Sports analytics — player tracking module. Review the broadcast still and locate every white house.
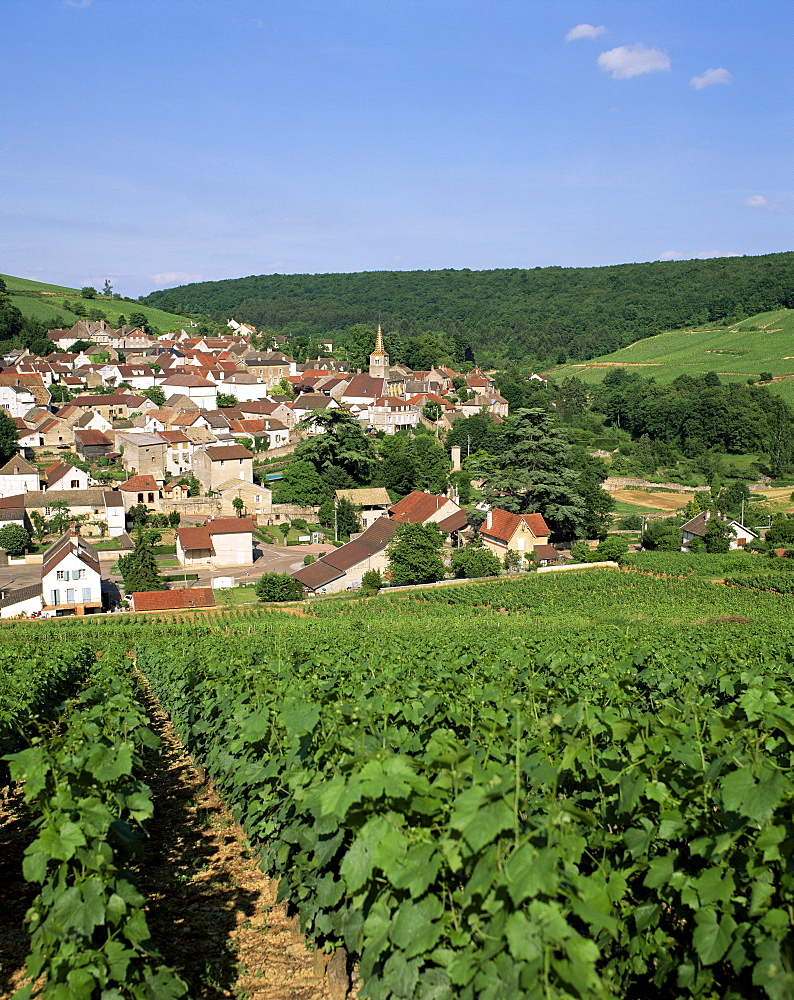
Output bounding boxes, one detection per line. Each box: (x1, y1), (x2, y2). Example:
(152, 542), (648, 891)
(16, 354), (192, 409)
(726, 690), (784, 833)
(0, 456), (40, 498)
(42, 531), (104, 616)
(176, 516), (254, 567)
(680, 510), (758, 552)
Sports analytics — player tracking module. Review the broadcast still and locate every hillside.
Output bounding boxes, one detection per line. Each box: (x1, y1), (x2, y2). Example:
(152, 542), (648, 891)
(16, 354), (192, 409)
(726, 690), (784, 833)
(550, 308), (794, 406)
(142, 251), (794, 367)
(1, 273), (194, 334)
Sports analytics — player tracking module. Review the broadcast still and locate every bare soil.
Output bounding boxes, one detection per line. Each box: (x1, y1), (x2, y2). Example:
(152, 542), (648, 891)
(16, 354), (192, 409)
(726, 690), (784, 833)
(610, 489), (689, 512)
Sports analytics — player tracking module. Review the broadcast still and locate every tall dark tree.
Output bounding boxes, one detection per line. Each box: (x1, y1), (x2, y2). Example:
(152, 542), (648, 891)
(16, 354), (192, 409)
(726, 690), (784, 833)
(295, 410), (377, 485)
(0, 410), (19, 465)
(117, 529), (163, 594)
(482, 408), (587, 536)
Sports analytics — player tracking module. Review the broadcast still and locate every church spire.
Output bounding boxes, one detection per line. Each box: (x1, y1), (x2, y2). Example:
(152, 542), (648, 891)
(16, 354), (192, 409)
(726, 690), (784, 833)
(369, 324), (389, 378)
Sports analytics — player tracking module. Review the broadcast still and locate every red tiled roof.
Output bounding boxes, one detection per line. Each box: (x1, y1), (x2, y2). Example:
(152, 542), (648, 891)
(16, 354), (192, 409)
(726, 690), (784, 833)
(132, 588), (216, 612)
(292, 561), (343, 589)
(437, 509), (469, 533)
(206, 517), (254, 535)
(119, 474), (160, 492)
(204, 445), (252, 461)
(74, 429), (112, 447)
(389, 491), (457, 524)
(481, 509), (550, 544)
(178, 526), (213, 550)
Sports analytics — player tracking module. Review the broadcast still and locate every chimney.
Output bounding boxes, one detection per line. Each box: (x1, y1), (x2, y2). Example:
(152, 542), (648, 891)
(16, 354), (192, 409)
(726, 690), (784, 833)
(486, 511), (493, 531)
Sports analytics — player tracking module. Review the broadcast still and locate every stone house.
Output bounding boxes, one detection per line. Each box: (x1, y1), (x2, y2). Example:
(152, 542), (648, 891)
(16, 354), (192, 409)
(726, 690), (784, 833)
(192, 444), (253, 493)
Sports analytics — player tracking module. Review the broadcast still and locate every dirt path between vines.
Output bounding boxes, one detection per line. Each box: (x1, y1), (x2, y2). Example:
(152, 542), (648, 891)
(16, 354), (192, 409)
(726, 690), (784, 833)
(137, 682), (345, 1000)
(0, 785), (38, 998)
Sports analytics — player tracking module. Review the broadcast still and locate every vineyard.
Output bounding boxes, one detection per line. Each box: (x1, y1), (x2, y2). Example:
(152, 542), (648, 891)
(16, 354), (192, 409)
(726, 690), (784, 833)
(2, 570), (793, 1000)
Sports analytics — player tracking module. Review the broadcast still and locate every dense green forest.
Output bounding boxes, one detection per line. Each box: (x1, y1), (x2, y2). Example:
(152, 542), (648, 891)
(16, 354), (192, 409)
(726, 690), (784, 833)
(144, 252), (794, 367)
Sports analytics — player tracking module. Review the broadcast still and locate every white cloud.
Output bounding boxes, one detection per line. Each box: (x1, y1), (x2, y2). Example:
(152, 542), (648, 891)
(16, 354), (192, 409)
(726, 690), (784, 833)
(150, 271), (204, 286)
(744, 194), (786, 213)
(659, 251), (680, 260)
(597, 44), (671, 80)
(64, 0), (93, 7)
(565, 24), (607, 42)
(691, 67), (732, 90)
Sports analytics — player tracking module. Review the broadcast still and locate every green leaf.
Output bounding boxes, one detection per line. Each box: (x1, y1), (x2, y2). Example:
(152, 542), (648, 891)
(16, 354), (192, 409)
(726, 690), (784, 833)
(693, 906), (735, 965)
(390, 895), (444, 958)
(448, 786), (513, 852)
(504, 845), (557, 905)
(643, 853), (676, 889)
(93, 743), (133, 782)
(504, 911), (543, 962)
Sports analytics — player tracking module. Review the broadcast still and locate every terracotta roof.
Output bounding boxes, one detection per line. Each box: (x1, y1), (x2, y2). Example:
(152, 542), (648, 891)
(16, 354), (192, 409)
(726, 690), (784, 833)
(74, 429), (112, 447)
(534, 544), (563, 561)
(178, 526), (213, 550)
(389, 491), (458, 524)
(321, 540), (379, 572)
(356, 517), (401, 549)
(206, 517), (254, 535)
(162, 373), (216, 388)
(132, 588), (216, 612)
(436, 509), (469, 533)
(292, 561), (343, 590)
(481, 509), (550, 544)
(203, 445), (252, 461)
(119, 474), (160, 492)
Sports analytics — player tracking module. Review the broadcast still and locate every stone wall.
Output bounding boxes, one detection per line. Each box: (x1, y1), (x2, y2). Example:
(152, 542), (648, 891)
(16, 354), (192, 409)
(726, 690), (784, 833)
(603, 477), (710, 494)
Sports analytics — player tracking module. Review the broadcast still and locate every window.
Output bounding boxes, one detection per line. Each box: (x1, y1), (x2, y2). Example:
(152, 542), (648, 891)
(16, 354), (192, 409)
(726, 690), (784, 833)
(66, 588), (75, 603)
(51, 590), (59, 606)
(70, 480), (79, 488)
(138, 493), (144, 502)
(82, 587), (91, 603)
(56, 570), (66, 580)
(72, 569), (85, 580)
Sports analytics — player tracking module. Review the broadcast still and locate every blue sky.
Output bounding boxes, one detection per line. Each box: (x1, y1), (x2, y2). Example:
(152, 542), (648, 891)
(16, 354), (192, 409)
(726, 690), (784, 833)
(2, 0), (791, 298)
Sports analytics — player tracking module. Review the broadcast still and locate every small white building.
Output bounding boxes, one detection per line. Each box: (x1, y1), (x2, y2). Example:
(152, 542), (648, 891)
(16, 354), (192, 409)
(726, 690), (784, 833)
(0, 456), (40, 498)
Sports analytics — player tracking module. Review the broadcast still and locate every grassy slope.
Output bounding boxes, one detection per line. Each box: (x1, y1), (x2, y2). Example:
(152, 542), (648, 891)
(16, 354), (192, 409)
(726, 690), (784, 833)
(1, 273), (195, 332)
(549, 309), (794, 406)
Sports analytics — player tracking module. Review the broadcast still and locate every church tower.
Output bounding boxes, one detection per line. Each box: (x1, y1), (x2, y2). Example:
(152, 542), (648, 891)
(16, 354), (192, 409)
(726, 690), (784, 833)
(368, 324), (390, 379)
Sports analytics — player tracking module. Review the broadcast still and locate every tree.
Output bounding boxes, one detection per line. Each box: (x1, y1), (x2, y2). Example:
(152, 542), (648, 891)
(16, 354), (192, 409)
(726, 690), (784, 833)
(273, 461), (332, 506)
(0, 523), (30, 555)
(450, 543), (501, 579)
(216, 392), (238, 408)
(422, 401), (443, 423)
(102, 279), (113, 297)
(361, 569), (383, 594)
(481, 408), (588, 537)
(271, 378), (294, 397)
(80, 286), (98, 299)
(705, 516), (734, 554)
(232, 497), (245, 517)
(117, 529), (163, 594)
(335, 497), (360, 539)
(387, 522), (446, 586)
(295, 410), (377, 485)
(128, 504), (150, 528)
(0, 411), (19, 466)
(48, 501), (72, 536)
(595, 535), (630, 561)
(168, 511), (181, 528)
(255, 572), (304, 602)
(143, 385), (166, 407)
(30, 511), (48, 543)
(641, 518), (683, 551)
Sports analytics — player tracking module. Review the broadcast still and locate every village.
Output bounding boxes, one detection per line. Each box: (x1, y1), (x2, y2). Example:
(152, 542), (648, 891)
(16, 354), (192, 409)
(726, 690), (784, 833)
(0, 316), (564, 617)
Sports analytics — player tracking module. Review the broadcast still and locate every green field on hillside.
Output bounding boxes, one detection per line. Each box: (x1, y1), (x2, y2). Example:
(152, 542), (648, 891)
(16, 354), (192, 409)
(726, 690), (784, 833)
(550, 308), (794, 404)
(1, 273), (195, 333)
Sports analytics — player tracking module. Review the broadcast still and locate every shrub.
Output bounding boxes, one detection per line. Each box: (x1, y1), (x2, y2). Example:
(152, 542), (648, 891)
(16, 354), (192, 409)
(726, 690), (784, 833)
(254, 573), (304, 603)
(303, 554), (315, 566)
(361, 569), (383, 594)
(450, 545), (502, 579)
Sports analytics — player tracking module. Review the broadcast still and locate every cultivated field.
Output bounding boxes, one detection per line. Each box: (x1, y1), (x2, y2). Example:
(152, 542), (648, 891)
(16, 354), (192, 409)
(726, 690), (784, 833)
(551, 308), (794, 405)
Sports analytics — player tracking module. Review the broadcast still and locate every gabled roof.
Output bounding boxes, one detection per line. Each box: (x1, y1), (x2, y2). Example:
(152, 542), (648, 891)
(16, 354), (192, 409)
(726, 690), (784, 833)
(436, 509), (469, 533)
(0, 456), (37, 477)
(119, 474), (161, 493)
(177, 526), (213, 550)
(42, 532), (101, 575)
(389, 491), (458, 524)
(480, 509), (550, 545)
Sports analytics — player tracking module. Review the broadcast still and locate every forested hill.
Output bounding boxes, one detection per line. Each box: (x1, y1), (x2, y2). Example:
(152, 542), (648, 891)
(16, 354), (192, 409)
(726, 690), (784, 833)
(144, 252), (794, 367)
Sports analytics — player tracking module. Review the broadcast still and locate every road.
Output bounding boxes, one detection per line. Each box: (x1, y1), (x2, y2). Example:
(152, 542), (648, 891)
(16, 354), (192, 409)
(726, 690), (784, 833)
(0, 541), (330, 600)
